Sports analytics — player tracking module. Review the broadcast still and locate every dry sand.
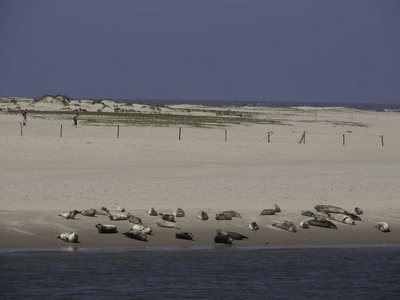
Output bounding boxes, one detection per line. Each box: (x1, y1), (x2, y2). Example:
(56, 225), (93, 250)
(1, 100), (400, 250)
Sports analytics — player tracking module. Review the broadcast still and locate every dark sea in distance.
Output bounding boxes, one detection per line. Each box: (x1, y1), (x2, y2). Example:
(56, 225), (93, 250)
(1, 244), (400, 299)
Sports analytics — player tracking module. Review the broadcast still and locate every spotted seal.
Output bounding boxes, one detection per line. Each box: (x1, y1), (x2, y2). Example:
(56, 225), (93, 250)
(94, 207), (110, 216)
(221, 211), (241, 218)
(217, 229), (248, 240)
(215, 213), (232, 220)
(315, 204), (348, 215)
(248, 222), (259, 231)
(329, 214), (355, 225)
(352, 207), (363, 215)
(375, 222), (390, 232)
(56, 232), (79, 243)
(196, 211), (209, 221)
(148, 207), (158, 216)
(308, 217), (338, 229)
(58, 210), (80, 219)
(173, 208), (185, 218)
(214, 234), (233, 245)
(127, 213), (142, 224)
(122, 230), (147, 241)
(272, 204), (281, 213)
(175, 232), (194, 240)
(301, 210), (316, 218)
(159, 213), (175, 222)
(117, 206), (125, 212)
(260, 209), (275, 215)
(109, 213), (128, 221)
(80, 208), (96, 217)
(272, 220), (297, 233)
(95, 224), (118, 233)
(299, 221), (309, 229)
(131, 224), (153, 234)
(156, 220), (181, 229)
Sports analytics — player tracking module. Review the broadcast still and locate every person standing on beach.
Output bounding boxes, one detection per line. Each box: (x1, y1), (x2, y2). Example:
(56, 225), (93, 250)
(22, 109), (28, 126)
(72, 113), (79, 127)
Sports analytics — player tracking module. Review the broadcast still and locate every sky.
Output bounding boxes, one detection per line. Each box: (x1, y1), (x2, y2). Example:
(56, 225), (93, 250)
(1, 0), (399, 103)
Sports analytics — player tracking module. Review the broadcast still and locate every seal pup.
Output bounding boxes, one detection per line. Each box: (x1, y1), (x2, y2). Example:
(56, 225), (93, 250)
(217, 229), (248, 240)
(272, 204), (281, 213)
(300, 221), (309, 229)
(196, 211), (209, 221)
(156, 220), (181, 229)
(56, 232), (79, 243)
(175, 232), (194, 240)
(315, 205), (349, 215)
(109, 214), (128, 221)
(117, 206), (125, 212)
(127, 213), (142, 224)
(248, 222), (259, 231)
(329, 214), (355, 225)
(260, 209), (275, 215)
(122, 230), (147, 241)
(352, 207), (363, 215)
(221, 211), (241, 218)
(301, 210), (316, 218)
(214, 234), (233, 245)
(94, 207), (109, 216)
(159, 213), (175, 222)
(95, 224), (118, 233)
(375, 222), (390, 232)
(58, 210), (80, 219)
(308, 217), (338, 229)
(131, 224), (153, 234)
(215, 213), (232, 220)
(272, 220), (297, 233)
(80, 208), (96, 217)
(148, 207), (158, 216)
(173, 208), (185, 218)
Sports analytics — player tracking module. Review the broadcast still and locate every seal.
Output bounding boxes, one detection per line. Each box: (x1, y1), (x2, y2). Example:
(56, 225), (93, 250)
(127, 213), (142, 224)
(307, 217), (338, 229)
(272, 220), (297, 233)
(117, 206), (125, 212)
(214, 234), (233, 245)
(156, 220), (181, 229)
(315, 204), (348, 215)
(217, 229), (248, 240)
(159, 213), (175, 222)
(248, 222), (259, 231)
(196, 211), (209, 221)
(122, 230), (147, 241)
(272, 204), (281, 213)
(215, 213), (232, 220)
(80, 208), (96, 217)
(175, 232), (194, 240)
(301, 210), (316, 218)
(375, 222), (390, 232)
(95, 224), (118, 233)
(352, 207), (363, 215)
(148, 207), (158, 216)
(56, 232), (79, 243)
(173, 208), (185, 217)
(94, 207), (110, 215)
(131, 224), (153, 234)
(58, 210), (80, 219)
(109, 214), (128, 221)
(260, 209), (275, 215)
(299, 221), (309, 229)
(329, 214), (355, 225)
(221, 211), (241, 218)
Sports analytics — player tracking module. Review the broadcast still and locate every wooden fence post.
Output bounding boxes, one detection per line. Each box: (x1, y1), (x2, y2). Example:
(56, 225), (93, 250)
(225, 128), (227, 141)
(179, 127), (182, 140)
(117, 125), (120, 138)
(20, 122), (23, 136)
(60, 124), (63, 137)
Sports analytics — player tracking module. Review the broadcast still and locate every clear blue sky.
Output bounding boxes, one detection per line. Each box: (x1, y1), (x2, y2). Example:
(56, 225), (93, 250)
(1, 0), (399, 103)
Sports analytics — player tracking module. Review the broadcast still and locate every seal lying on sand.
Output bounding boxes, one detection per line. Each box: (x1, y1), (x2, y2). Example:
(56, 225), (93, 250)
(215, 213), (232, 220)
(352, 207), (363, 215)
(159, 213), (175, 222)
(248, 222), (259, 231)
(214, 234), (233, 245)
(127, 214), (142, 224)
(375, 222), (390, 232)
(56, 232), (79, 243)
(308, 217), (338, 229)
(260, 209), (275, 215)
(131, 224), (153, 234)
(272, 220), (297, 233)
(117, 206), (125, 212)
(196, 211), (209, 221)
(315, 205), (348, 215)
(301, 210), (316, 218)
(95, 224), (118, 233)
(175, 232), (194, 240)
(80, 208), (96, 217)
(156, 220), (181, 229)
(300, 221), (309, 229)
(173, 208), (185, 217)
(148, 207), (158, 216)
(272, 204), (281, 213)
(109, 214), (128, 221)
(58, 210), (80, 219)
(94, 207), (110, 216)
(122, 230), (147, 241)
(329, 214), (355, 225)
(221, 211), (241, 218)
(217, 229), (248, 240)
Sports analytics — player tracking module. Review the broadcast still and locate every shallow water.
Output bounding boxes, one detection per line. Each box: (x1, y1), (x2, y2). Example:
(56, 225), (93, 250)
(1, 244), (400, 299)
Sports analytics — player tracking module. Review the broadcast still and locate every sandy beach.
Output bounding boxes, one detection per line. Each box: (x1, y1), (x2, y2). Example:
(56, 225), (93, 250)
(1, 97), (400, 249)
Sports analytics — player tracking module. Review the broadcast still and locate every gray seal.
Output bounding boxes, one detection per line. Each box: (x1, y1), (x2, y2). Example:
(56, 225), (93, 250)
(173, 208), (185, 217)
(217, 229), (248, 240)
(308, 217), (338, 229)
(376, 222), (390, 232)
(299, 221), (309, 229)
(122, 230), (147, 241)
(127, 213), (142, 224)
(329, 214), (355, 225)
(272, 220), (297, 233)
(80, 208), (96, 217)
(131, 224), (153, 234)
(272, 204), (281, 213)
(301, 210), (316, 218)
(95, 224), (118, 233)
(94, 207), (110, 216)
(214, 234), (233, 245)
(58, 210), (80, 219)
(248, 222), (259, 231)
(117, 206), (125, 212)
(159, 213), (175, 222)
(175, 232), (194, 240)
(260, 209), (275, 215)
(215, 213), (232, 220)
(352, 207), (363, 215)
(109, 213), (128, 221)
(148, 207), (158, 216)
(315, 205), (348, 215)
(196, 211), (209, 221)
(56, 232), (79, 243)
(156, 220), (181, 229)
(221, 211), (241, 218)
